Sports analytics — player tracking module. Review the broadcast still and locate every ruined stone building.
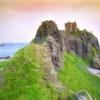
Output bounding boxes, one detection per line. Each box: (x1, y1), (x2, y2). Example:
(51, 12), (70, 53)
(65, 22), (77, 32)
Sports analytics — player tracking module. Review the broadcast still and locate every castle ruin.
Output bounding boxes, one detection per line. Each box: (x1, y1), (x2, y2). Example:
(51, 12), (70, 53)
(65, 22), (77, 32)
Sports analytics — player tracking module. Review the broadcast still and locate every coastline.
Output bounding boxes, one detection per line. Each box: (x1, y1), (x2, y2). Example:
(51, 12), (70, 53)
(0, 43), (27, 62)
(0, 56), (10, 62)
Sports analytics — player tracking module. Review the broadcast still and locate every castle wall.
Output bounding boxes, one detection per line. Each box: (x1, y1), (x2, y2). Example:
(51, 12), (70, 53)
(65, 22), (77, 32)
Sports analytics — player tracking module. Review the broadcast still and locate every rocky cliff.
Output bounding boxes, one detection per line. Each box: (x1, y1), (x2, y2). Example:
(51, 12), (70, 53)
(63, 30), (100, 68)
(34, 20), (100, 69)
(35, 21), (64, 69)
(1, 20), (100, 100)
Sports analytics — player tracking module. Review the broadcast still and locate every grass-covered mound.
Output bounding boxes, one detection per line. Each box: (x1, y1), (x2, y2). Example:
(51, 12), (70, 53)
(0, 43), (100, 100)
(0, 43), (66, 100)
(58, 53), (100, 100)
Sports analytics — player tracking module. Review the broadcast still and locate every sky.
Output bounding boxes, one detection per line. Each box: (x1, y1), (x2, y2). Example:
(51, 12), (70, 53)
(0, 0), (100, 43)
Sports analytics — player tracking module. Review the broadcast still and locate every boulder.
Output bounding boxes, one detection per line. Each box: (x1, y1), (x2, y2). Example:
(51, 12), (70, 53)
(76, 90), (92, 100)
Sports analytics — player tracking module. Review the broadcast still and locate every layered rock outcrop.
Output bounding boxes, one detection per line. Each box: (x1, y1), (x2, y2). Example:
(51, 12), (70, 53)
(34, 20), (100, 69)
(64, 30), (99, 68)
(34, 20), (64, 90)
(35, 21), (64, 68)
(63, 29), (99, 67)
(95, 56), (100, 69)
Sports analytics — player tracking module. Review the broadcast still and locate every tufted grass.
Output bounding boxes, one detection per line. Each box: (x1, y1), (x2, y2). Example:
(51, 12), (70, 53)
(0, 43), (64, 100)
(58, 52), (100, 100)
(0, 43), (100, 100)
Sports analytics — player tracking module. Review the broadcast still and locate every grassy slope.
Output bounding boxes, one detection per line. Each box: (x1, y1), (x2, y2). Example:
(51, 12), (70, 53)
(0, 43), (100, 100)
(0, 43), (63, 100)
(58, 53), (100, 100)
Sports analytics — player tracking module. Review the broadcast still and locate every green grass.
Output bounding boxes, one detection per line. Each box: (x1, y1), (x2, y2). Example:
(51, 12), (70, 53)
(0, 60), (10, 68)
(0, 43), (100, 100)
(0, 43), (65, 100)
(58, 52), (100, 100)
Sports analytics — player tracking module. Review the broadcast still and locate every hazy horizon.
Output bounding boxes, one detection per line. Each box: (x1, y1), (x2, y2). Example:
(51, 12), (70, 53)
(0, 0), (100, 43)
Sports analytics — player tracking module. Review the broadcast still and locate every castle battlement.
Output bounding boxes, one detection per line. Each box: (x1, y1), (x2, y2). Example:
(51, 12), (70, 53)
(65, 22), (77, 32)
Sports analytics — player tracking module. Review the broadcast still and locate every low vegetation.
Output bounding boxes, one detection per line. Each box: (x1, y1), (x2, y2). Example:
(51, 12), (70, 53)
(0, 43), (100, 100)
(58, 53), (100, 100)
(0, 43), (63, 100)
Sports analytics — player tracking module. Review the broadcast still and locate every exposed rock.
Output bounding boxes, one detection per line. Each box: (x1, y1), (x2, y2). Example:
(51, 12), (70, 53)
(88, 67), (100, 77)
(35, 20), (61, 44)
(68, 30), (98, 55)
(62, 28), (100, 68)
(34, 21), (64, 91)
(76, 90), (92, 100)
(34, 20), (100, 69)
(35, 20), (64, 68)
(94, 55), (100, 69)
(64, 36), (83, 56)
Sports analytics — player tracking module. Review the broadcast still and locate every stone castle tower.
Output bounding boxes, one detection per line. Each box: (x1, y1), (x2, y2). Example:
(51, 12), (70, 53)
(65, 22), (77, 32)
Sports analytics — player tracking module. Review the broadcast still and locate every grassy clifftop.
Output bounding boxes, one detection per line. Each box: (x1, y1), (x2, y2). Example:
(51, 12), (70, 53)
(0, 42), (100, 100)
(58, 53), (100, 99)
(0, 43), (65, 100)
(0, 20), (100, 100)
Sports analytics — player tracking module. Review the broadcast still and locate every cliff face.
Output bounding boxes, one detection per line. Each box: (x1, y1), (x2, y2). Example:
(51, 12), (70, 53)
(1, 20), (100, 100)
(34, 20), (100, 69)
(63, 30), (99, 68)
(35, 21), (64, 69)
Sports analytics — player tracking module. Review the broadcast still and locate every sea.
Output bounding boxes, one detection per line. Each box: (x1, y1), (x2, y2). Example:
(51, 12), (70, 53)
(0, 43), (28, 60)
